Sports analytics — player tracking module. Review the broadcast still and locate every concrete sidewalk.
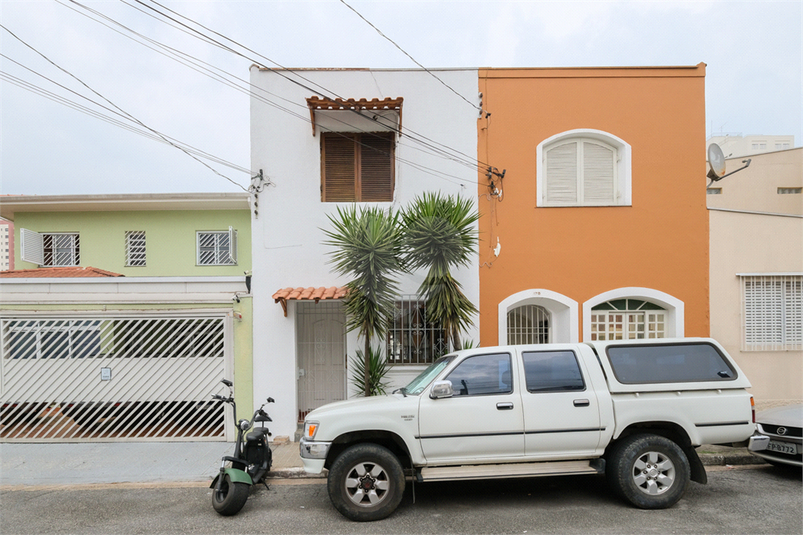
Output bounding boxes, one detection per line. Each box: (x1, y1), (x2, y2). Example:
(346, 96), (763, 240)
(0, 441), (764, 488)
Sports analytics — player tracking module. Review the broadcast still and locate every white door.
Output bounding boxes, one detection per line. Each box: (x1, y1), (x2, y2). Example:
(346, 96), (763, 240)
(296, 302), (346, 421)
(519, 349), (603, 458)
(417, 351), (524, 464)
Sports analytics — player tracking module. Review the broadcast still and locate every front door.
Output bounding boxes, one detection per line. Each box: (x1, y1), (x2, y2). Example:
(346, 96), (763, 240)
(296, 302), (346, 421)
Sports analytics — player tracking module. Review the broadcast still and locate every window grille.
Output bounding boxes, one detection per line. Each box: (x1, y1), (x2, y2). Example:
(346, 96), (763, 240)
(742, 275), (802, 351)
(43, 233), (80, 266)
(507, 304), (551, 345)
(590, 299), (666, 341)
(197, 231), (236, 266)
(125, 231), (146, 267)
(386, 297), (447, 365)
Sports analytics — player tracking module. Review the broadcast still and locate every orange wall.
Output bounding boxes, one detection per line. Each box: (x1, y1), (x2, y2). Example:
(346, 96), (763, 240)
(477, 65), (709, 345)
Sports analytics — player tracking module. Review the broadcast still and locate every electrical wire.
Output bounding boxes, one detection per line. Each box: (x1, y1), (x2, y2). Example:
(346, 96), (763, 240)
(338, 0), (482, 113)
(129, 0), (492, 173)
(0, 23), (249, 191)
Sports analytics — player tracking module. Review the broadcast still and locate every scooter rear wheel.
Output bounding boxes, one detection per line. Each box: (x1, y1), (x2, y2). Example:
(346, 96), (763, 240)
(212, 473), (250, 516)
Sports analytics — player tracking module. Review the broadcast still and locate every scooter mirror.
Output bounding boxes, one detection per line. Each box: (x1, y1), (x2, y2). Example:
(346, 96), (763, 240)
(267, 397), (275, 403)
(221, 379), (233, 387)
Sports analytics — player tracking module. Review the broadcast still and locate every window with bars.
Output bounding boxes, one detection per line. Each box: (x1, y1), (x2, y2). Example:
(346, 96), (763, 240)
(590, 299), (666, 341)
(321, 132), (395, 202)
(42, 233), (80, 266)
(507, 304), (550, 345)
(125, 231), (146, 267)
(742, 275), (802, 351)
(197, 230), (237, 266)
(386, 298), (447, 365)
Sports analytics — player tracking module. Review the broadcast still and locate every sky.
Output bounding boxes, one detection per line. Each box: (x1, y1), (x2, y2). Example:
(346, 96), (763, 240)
(1, 0), (801, 196)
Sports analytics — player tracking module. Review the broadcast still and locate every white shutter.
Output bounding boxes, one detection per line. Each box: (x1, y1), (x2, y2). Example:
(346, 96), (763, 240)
(583, 141), (615, 203)
(784, 278), (802, 347)
(227, 226), (238, 265)
(546, 142), (577, 203)
(20, 228), (44, 266)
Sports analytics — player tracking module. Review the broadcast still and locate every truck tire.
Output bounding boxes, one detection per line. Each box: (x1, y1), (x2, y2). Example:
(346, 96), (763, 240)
(327, 443), (405, 522)
(607, 434), (690, 509)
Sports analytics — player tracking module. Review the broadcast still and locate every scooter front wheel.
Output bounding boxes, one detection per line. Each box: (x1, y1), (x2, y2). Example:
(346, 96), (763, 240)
(212, 473), (250, 516)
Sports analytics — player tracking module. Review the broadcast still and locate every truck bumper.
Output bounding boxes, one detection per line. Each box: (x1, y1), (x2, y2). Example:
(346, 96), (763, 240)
(748, 434), (770, 452)
(299, 438), (331, 474)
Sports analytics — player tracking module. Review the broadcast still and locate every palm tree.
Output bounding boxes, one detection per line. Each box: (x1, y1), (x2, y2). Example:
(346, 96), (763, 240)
(323, 205), (404, 395)
(402, 192), (479, 351)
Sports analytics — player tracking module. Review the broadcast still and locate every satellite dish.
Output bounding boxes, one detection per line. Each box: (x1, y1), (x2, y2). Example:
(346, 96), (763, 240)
(707, 143), (727, 180)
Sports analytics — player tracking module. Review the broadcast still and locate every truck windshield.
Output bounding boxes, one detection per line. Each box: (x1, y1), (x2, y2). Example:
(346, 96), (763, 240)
(403, 356), (453, 395)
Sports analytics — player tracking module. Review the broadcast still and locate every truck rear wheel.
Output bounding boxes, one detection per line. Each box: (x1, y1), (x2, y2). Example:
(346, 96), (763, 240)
(327, 443), (405, 522)
(607, 434), (690, 509)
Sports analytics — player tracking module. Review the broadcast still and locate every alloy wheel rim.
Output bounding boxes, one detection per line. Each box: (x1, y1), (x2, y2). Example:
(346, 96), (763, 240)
(632, 451), (675, 495)
(344, 461), (391, 507)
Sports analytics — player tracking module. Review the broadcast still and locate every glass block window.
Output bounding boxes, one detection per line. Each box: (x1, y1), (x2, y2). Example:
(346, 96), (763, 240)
(590, 299), (666, 341)
(742, 275), (802, 351)
(507, 304), (550, 345)
(125, 231), (146, 267)
(197, 230), (237, 266)
(386, 297), (447, 365)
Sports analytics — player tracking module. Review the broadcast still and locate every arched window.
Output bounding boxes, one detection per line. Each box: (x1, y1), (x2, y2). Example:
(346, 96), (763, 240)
(507, 304), (551, 345)
(589, 299), (666, 341)
(537, 129), (631, 207)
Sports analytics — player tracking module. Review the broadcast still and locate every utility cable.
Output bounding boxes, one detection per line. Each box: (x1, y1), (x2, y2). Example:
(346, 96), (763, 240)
(338, 0), (482, 113)
(1, 23), (249, 191)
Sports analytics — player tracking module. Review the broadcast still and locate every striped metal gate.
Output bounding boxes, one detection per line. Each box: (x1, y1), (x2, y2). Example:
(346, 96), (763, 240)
(0, 314), (229, 442)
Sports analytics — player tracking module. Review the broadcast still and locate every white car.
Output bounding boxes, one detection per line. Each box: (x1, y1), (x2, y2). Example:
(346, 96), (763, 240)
(751, 404), (802, 468)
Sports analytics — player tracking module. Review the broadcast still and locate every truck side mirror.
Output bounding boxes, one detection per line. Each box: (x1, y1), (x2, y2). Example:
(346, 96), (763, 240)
(430, 380), (454, 399)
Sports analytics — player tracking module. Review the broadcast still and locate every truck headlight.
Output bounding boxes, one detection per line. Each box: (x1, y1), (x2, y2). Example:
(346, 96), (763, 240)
(304, 420), (319, 440)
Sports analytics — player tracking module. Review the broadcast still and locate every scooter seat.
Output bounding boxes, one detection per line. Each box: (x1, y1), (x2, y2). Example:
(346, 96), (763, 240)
(247, 427), (270, 442)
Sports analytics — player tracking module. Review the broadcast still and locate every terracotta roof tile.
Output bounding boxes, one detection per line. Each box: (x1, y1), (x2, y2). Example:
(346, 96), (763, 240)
(305, 96), (403, 111)
(272, 286), (348, 316)
(0, 266), (124, 278)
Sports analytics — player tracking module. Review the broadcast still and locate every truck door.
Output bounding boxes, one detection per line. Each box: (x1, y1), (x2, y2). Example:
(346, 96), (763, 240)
(418, 351), (524, 464)
(519, 349), (604, 458)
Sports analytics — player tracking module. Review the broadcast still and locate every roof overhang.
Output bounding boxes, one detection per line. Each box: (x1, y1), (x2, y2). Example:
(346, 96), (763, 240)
(305, 96), (403, 137)
(0, 193), (250, 220)
(272, 286), (348, 316)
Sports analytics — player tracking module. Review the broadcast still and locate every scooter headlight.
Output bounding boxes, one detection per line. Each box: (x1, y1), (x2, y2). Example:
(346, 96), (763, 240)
(238, 419), (250, 431)
(304, 420), (319, 440)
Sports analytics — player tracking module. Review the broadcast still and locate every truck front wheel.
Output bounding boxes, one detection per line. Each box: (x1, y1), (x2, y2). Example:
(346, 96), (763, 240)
(327, 443), (405, 522)
(607, 434), (690, 509)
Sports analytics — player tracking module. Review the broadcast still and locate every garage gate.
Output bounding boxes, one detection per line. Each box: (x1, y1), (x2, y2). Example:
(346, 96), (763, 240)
(0, 314), (230, 442)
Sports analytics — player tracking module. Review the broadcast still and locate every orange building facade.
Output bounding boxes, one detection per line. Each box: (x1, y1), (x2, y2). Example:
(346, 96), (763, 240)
(477, 64), (709, 346)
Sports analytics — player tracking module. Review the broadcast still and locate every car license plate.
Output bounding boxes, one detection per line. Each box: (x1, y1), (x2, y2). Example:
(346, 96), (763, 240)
(767, 440), (798, 455)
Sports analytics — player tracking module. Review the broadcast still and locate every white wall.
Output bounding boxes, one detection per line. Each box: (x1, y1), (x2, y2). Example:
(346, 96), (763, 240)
(250, 68), (480, 437)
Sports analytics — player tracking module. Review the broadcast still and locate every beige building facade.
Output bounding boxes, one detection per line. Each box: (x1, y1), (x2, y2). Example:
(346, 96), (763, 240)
(708, 148), (802, 407)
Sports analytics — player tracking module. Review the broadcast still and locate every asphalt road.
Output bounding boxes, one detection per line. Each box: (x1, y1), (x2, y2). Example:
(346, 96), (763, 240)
(2, 465), (800, 535)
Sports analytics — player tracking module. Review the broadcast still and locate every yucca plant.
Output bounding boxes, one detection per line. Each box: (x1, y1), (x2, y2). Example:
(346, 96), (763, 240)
(349, 347), (391, 397)
(402, 192), (479, 350)
(323, 205), (404, 395)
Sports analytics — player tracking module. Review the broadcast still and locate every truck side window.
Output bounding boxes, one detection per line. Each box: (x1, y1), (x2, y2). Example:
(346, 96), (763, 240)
(606, 342), (737, 384)
(522, 350), (586, 393)
(445, 353), (512, 396)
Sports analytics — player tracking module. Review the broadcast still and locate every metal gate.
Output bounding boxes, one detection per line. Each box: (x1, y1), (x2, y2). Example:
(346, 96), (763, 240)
(0, 314), (229, 442)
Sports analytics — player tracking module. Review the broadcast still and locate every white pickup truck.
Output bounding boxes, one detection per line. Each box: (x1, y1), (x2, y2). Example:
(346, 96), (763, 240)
(300, 338), (769, 521)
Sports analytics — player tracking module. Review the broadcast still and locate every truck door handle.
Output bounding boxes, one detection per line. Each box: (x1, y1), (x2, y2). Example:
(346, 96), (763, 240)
(496, 402), (514, 410)
(573, 399), (590, 407)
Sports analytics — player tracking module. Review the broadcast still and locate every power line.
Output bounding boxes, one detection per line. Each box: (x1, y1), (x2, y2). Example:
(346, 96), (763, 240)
(0, 23), (249, 191)
(130, 0), (491, 174)
(338, 0), (483, 114)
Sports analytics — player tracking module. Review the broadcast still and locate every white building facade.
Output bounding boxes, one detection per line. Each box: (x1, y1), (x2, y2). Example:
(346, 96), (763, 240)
(249, 68), (481, 437)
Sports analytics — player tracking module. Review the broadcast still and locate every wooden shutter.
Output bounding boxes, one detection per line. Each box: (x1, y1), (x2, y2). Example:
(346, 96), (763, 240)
(546, 142), (578, 203)
(322, 134), (357, 202)
(20, 228), (44, 266)
(360, 133), (394, 202)
(583, 141), (615, 203)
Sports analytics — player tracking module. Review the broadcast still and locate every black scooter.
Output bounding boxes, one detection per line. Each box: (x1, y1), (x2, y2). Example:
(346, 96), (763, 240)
(210, 379), (274, 516)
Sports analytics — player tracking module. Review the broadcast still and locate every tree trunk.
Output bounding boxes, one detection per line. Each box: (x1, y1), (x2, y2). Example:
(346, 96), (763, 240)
(451, 326), (462, 351)
(364, 335), (371, 396)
